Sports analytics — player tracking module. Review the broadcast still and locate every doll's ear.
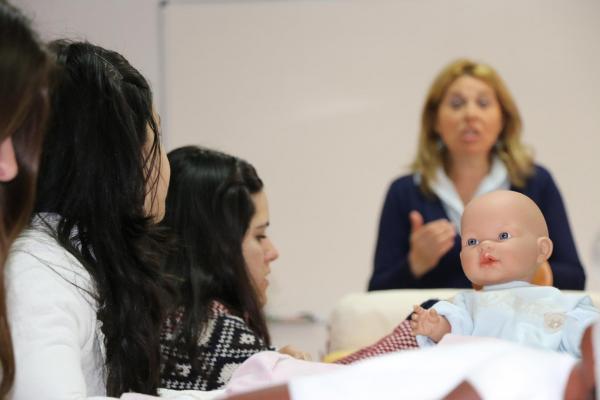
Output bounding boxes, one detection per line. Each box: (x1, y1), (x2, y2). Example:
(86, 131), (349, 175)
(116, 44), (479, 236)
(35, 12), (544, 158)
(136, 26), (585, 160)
(536, 237), (554, 264)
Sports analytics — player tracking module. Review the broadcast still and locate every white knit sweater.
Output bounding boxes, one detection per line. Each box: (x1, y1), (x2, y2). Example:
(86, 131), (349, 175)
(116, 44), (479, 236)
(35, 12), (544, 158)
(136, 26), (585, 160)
(4, 216), (218, 400)
(5, 217), (106, 399)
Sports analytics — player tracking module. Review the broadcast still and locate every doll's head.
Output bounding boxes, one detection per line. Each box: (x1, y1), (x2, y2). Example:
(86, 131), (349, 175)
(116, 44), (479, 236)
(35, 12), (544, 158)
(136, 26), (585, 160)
(460, 190), (553, 287)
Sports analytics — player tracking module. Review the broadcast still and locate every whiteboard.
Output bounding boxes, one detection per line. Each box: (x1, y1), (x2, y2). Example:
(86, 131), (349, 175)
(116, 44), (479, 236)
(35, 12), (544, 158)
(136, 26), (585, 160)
(160, 0), (600, 319)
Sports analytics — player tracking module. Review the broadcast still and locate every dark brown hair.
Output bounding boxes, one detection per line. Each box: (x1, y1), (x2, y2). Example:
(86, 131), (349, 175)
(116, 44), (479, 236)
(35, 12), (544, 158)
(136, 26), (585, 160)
(37, 40), (169, 396)
(0, 2), (52, 397)
(161, 146), (269, 374)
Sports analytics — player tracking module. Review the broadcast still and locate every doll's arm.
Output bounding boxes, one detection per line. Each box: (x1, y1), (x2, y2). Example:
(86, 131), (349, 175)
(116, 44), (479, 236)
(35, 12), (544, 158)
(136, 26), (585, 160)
(410, 305), (451, 343)
(560, 297), (600, 357)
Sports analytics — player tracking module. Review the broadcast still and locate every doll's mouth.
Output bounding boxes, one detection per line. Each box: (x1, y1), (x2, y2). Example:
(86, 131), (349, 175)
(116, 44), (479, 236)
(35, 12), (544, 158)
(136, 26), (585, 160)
(479, 253), (499, 267)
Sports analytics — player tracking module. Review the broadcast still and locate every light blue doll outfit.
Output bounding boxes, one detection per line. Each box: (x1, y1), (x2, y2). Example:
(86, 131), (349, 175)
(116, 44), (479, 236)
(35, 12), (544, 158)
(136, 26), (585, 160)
(416, 281), (600, 357)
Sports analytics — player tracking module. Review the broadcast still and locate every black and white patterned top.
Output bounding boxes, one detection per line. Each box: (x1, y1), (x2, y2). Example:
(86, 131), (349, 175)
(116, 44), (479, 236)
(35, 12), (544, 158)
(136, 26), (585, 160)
(160, 301), (272, 391)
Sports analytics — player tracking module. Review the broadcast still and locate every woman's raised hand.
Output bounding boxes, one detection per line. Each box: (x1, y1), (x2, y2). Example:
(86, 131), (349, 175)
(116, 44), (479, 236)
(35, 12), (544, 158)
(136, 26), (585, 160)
(407, 210), (456, 278)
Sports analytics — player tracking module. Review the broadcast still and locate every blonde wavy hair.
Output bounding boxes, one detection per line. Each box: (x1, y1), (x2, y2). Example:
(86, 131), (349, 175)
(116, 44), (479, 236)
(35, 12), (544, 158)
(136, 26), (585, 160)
(411, 58), (534, 196)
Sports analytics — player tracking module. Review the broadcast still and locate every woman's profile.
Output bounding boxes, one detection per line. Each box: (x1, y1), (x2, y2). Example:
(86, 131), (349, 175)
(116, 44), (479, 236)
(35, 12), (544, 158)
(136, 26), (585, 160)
(5, 40), (171, 398)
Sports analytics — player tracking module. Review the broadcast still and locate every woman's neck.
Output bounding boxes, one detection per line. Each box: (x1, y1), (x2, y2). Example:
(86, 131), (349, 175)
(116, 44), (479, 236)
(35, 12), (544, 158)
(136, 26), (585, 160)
(445, 155), (491, 205)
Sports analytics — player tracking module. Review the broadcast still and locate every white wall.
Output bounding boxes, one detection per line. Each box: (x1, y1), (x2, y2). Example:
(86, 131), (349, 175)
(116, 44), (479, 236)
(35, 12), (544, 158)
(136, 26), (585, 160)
(14, 0), (163, 110)
(161, 0), (600, 320)
(14, 0), (600, 321)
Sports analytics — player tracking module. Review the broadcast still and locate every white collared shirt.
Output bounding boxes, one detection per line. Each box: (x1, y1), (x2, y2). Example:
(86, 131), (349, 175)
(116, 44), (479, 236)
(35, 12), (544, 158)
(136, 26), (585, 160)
(427, 157), (510, 232)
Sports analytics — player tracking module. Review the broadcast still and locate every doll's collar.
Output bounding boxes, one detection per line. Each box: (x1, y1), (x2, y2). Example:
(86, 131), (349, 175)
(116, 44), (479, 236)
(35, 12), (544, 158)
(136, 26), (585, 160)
(482, 281), (532, 291)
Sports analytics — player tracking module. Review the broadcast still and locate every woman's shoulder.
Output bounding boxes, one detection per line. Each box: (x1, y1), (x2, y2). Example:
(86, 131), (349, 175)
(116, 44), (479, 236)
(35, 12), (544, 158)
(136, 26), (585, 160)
(10, 219), (58, 253)
(390, 173), (416, 186)
(524, 163), (560, 186)
(210, 301), (246, 325)
(6, 226), (98, 343)
(518, 164), (566, 207)
(6, 218), (95, 301)
(519, 163), (560, 193)
(530, 163), (553, 180)
(209, 302), (264, 338)
(387, 173), (420, 195)
(384, 173), (435, 209)
(162, 301), (251, 340)
(9, 226), (82, 271)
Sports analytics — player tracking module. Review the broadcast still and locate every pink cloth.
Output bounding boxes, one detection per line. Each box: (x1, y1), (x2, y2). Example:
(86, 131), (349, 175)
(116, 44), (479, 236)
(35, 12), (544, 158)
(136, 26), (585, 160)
(224, 351), (343, 395)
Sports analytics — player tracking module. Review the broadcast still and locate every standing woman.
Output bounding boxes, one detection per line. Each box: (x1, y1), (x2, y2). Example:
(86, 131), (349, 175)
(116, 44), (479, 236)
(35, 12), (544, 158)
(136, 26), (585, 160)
(160, 146), (306, 391)
(0, 2), (51, 397)
(369, 59), (584, 290)
(5, 41), (171, 398)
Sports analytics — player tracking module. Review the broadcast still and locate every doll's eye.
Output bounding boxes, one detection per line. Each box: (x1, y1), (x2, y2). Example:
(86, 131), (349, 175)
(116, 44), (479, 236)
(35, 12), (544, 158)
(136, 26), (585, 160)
(498, 232), (512, 240)
(466, 238), (479, 246)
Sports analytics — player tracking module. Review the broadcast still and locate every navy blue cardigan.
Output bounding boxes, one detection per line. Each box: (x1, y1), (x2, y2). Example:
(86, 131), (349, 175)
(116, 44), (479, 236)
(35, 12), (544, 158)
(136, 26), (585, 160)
(368, 165), (585, 290)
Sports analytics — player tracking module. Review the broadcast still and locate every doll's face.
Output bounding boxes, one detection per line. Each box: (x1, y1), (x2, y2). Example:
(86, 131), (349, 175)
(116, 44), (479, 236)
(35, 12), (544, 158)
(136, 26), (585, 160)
(460, 191), (551, 287)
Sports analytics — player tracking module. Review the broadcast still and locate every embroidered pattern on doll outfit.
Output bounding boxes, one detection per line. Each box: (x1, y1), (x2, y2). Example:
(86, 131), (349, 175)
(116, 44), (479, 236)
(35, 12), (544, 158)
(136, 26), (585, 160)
(544, 312), (566, 333)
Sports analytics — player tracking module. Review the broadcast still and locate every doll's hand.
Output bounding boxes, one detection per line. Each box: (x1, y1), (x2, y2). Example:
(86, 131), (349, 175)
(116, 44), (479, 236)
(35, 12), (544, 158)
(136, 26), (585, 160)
(410, 305), (451, 343)
(279, 345), (312, 361)
(408, 211), (456, 278)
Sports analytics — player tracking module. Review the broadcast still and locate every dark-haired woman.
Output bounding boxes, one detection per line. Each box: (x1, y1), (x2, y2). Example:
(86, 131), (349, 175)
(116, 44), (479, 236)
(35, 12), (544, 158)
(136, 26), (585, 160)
(0, 2), (52, 397)
(5, 41), (171, 398)
(160, 146), (308, 391)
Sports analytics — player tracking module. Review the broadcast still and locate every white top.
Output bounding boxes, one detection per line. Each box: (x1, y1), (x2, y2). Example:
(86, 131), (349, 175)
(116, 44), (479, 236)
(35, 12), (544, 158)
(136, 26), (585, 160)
(416, 281), (600, 357)
(5, 218), (107, 399)
(4, 216), (221, 400)
(426, 156), (510, 232)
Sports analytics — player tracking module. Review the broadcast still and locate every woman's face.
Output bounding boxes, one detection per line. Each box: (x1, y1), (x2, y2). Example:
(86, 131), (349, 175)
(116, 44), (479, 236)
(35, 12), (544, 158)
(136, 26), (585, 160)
(435, 75), (503, 161)
(143, 120), (170, 222)
(153, 143), (170, 221)
(242, 190), (279, 307)
(0, 136), (18, 182)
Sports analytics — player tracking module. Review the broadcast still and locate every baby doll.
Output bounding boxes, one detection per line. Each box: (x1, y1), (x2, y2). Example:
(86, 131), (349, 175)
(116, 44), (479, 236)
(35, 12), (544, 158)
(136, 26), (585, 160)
(410, 190), (599, 357)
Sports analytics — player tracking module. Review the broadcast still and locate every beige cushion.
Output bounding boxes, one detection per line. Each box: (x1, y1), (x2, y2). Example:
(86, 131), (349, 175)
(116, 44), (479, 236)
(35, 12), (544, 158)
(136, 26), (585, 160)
(327, 289), (600, 353)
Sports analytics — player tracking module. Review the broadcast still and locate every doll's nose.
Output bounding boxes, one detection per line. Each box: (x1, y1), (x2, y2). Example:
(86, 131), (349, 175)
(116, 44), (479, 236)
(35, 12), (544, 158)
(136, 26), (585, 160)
(479, 240), (493, 251)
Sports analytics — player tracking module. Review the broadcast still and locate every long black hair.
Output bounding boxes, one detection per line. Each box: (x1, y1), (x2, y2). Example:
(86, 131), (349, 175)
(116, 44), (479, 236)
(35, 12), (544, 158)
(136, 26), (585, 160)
(0, 2), (51, 396)
(162, 146), (269, 371)
(35, 40), (169, 396)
